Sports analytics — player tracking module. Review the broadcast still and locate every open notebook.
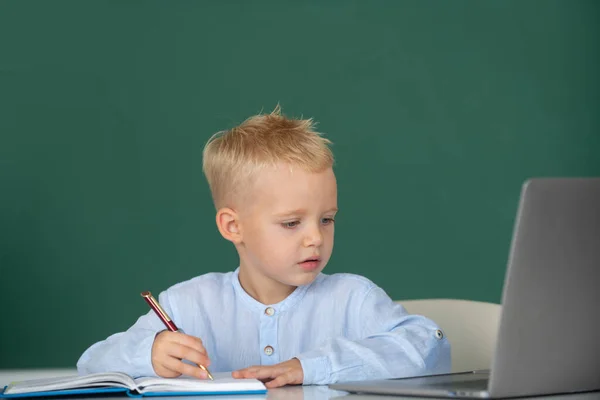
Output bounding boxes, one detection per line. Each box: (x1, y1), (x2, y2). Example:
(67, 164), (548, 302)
(0, 372), (267, 398)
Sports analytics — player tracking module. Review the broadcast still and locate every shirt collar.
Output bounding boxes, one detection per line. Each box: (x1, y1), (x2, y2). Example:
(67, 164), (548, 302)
(231, 267), (314, 314)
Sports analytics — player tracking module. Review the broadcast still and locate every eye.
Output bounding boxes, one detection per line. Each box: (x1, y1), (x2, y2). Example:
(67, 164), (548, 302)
(321, 217), (335, 225)
(282, 221), (300, 229)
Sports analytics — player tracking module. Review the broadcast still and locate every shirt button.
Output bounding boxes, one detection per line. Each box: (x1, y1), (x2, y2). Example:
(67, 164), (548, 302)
(264, 307), (275, 316)
(435, 329), (444, 340)
(264, 345), (274, 356)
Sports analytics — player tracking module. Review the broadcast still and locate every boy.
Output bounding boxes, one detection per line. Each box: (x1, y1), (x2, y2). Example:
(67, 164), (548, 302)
(77, 107), (450, 387)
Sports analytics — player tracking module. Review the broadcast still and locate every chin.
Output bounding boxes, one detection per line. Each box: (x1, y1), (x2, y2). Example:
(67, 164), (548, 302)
(288, 269), (324, 286)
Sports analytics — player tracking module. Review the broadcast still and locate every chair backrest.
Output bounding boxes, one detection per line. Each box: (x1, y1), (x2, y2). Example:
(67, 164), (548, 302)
(398, 298), (501, 373)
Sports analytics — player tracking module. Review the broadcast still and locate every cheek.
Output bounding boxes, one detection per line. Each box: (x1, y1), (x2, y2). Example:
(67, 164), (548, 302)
(325, 225), (335, 243)
(251, 225), (295, 253)
(243, 223), (269, 251)
(259, 229), (299, 268)
(270, 228), (299, 249)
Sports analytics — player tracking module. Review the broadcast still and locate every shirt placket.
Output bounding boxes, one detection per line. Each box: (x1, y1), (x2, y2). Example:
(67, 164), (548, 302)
(259, 306), (279, 365)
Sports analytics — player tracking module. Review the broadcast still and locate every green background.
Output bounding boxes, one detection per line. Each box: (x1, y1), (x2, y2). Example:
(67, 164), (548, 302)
(0, 1), (598, 368)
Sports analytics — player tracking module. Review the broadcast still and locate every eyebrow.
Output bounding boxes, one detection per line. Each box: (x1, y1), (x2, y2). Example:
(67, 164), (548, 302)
(274, 208), (338, 218)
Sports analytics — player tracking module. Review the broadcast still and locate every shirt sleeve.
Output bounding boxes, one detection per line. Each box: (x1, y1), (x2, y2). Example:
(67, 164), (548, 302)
(296, 286), (451, 385)
(76, 291), (174, 377)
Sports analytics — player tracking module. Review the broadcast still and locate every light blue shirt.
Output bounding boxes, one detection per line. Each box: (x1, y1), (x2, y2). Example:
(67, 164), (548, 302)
(77, 269), (450, 384)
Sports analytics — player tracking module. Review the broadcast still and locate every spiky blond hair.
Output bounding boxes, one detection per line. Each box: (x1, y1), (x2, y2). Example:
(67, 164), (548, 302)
(202, 106), (334, 209)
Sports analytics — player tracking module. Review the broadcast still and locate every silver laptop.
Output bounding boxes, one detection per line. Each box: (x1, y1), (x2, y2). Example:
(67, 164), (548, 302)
(331, 178), (600, 399)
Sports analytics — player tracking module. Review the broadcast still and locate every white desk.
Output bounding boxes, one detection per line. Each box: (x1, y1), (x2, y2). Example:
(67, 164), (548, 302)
(1, 370), (598, 400)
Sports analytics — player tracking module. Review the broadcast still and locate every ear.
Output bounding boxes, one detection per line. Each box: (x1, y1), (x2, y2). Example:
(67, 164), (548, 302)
(216, 207), (243, 244)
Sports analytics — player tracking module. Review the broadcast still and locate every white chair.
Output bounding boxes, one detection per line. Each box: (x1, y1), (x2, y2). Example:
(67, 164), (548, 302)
(398, 298), (501, 373)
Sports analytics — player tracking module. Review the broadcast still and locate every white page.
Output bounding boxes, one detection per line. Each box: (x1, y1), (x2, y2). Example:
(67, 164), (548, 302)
(134, 373), (266, 393)
(4, 372), (135, 394)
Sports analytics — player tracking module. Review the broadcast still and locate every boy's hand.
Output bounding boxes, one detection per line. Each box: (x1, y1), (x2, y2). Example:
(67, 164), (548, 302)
(232, 358), (303, 388)
(151, 331), (211, 379)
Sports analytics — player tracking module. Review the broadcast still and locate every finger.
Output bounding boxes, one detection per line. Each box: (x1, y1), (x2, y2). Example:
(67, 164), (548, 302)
(265, 375), (288, 389)
(252, 366), (288, 380)
(157, 355), (184, 375)
(179, 363), (209, 380)
(168, 333), (207, 355)
(265, 373), (291, 388)
(232, 366), (262, 378)
(231, 370), (243, 378)
(166, 344), (211, 367)
(232, 369), (256, 379)
(236, 366), (287, 382)
(162, 356), (207, 380)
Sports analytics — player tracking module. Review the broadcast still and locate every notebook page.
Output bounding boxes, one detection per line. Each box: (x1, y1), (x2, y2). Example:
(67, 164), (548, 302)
(134, 373), (266, 394)
(4, 372), (135, 394)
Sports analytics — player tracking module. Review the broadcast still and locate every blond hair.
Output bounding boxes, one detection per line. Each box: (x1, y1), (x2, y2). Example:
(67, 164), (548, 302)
(202, 106), (334, 209)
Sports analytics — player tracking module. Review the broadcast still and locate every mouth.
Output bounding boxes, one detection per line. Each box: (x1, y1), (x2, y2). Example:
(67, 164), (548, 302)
(299, 257), (322, 270)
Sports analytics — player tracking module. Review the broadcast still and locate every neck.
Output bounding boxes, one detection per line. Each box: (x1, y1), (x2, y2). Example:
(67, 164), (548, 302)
(238, 266), (296, 305)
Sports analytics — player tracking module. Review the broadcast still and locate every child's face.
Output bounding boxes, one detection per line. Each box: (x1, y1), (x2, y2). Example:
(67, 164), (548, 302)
(237, 163), (338, 294)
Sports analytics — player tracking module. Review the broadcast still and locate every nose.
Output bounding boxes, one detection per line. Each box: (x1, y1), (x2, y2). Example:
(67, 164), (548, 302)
(303, 222), (323, 247)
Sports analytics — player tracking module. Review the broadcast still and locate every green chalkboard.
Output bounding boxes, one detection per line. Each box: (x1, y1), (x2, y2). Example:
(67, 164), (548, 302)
(1, 0), (599, 368)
